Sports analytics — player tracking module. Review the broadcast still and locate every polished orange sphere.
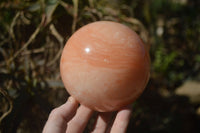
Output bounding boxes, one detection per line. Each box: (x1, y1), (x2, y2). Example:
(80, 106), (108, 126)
(60, 21), (150, 112)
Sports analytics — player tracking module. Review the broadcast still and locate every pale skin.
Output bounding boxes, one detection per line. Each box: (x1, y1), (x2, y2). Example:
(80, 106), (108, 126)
(43, 96), (132, 133)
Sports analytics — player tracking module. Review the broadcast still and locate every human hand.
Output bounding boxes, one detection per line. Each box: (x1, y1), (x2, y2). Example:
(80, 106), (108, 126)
(43, 96), (132, 133)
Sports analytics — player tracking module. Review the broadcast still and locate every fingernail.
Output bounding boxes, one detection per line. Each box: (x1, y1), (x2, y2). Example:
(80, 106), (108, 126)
(67, 96), (76, 103)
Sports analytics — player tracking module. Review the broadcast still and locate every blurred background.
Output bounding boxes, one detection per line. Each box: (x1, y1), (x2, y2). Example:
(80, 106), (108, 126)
(0, 0), (200, 132)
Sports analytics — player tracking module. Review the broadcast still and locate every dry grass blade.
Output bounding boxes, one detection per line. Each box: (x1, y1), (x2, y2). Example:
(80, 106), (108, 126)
(45, 0), (59, 25)
(72, 0), (79, 33)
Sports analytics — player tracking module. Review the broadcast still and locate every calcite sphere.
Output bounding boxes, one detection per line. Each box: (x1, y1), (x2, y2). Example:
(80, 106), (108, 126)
(60, 21), (150, 112)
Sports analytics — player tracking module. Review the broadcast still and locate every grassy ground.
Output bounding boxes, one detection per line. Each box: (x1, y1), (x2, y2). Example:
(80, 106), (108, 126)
(0, 0), (200, 132)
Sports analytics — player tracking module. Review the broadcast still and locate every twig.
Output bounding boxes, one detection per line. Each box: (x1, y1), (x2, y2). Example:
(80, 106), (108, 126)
(47, 24), (64, 66)
(88, 0), (94, 8)
(0, 47), (9, 67)
(59, 0), (73, 15)
(21, 47), (45, 55)
(8, 24), (42, 64)
(122, 16), (150, 49)
(7, 12), (46, 64)
(9, 12), (21, 41)
(0, 82), (13, 124)
(49, 24), (64, 44)
(72, 0), (79, 33)
(0, 38), (10, 47)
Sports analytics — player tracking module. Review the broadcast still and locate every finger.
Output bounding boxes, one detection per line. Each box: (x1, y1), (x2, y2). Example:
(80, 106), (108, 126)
(66, 105), (94, 133)
(43, 96), (79, 133)
(110, 106), (132, 133)
(90, 112), (113, 133)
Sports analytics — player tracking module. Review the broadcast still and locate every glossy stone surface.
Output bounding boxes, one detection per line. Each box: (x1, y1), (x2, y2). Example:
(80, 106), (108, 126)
(60, 21), (150, 112)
